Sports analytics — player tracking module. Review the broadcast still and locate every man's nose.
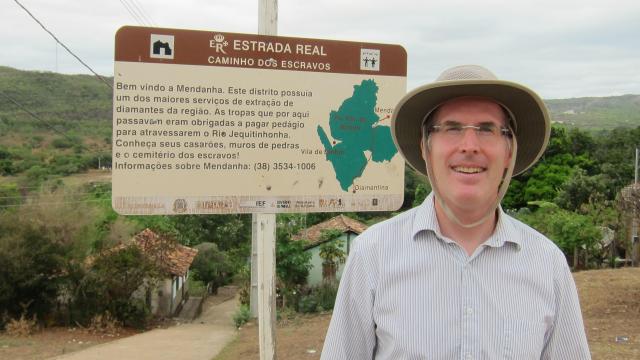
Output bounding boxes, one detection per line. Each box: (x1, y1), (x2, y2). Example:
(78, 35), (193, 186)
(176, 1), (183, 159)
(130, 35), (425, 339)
(459, 128), (481, 152)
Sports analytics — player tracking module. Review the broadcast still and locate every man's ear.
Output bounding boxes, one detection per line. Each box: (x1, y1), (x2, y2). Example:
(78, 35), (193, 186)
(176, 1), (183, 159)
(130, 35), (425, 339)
(420, 137), (429, 162)
(503, 136), (514, 168)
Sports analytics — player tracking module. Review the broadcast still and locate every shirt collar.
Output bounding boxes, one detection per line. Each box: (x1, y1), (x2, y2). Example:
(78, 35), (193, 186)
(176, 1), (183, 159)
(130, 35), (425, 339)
(486, 205), (522, 250)
(411, 192), (441, 239)
(411, 192), (522, 250)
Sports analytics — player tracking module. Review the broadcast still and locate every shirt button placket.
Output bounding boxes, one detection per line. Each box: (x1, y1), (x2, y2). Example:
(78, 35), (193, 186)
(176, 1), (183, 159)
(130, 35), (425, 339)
(461, 262), (475, 360)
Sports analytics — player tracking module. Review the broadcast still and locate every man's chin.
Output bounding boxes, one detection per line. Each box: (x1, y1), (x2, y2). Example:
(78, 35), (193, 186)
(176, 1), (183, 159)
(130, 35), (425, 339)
(447, 192), (496, 211)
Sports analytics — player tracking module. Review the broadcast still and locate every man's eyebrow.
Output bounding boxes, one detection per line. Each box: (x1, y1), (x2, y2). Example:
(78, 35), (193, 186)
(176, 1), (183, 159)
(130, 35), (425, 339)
(437, 120), (500, 126)
(437, 120), (462, 126)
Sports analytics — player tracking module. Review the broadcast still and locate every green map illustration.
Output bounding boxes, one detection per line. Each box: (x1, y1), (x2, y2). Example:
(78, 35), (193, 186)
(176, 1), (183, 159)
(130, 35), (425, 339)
(317, 79), (397, 192)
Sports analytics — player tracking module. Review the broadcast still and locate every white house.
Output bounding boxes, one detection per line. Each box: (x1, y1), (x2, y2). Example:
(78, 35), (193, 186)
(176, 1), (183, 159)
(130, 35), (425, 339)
(292, 215), (367, 286)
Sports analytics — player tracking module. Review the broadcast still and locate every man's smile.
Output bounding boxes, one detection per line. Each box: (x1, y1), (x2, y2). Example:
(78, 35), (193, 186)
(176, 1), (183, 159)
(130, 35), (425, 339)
(451, 165), (486, 174)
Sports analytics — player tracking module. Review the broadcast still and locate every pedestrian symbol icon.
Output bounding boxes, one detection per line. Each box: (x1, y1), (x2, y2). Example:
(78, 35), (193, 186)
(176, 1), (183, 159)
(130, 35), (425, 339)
(360, 49), (380, 71)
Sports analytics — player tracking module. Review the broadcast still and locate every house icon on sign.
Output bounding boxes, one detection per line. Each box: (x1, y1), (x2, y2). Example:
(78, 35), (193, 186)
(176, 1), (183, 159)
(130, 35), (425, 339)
(153, 41), (172, 56)
(149, 34), (175, 59)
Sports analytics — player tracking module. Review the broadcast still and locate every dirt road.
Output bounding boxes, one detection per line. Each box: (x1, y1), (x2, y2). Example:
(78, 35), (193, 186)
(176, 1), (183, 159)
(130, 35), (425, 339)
(51, 296), (239, 360)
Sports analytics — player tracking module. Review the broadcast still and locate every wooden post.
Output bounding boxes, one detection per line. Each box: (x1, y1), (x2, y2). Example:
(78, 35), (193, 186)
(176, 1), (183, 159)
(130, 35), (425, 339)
(255, 213), (277, 360)
(250, 215), (259, 318)
(254, 1), (278, 359)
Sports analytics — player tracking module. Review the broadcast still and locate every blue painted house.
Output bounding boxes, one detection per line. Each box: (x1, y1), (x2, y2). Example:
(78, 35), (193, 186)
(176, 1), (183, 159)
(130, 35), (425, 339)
(293, 215), (368, 286)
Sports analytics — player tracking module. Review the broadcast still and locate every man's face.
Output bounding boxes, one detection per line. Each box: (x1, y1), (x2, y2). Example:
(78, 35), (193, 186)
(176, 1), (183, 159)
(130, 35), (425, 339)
(421, 97), (512, 214)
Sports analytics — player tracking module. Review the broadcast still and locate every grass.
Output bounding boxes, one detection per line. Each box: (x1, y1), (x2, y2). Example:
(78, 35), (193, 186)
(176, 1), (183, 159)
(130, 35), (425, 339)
(188, 277), (207, 297)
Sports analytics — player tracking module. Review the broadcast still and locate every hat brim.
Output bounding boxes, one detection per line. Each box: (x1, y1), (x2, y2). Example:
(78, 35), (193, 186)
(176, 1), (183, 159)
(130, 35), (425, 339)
(391, 79), (550, 176)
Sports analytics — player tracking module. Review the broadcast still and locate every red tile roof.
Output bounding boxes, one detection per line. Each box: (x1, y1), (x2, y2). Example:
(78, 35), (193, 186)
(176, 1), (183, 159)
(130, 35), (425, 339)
(133, 229), (198, 277)
(292, 215), (368, 248)
(86, 229), (198, 277)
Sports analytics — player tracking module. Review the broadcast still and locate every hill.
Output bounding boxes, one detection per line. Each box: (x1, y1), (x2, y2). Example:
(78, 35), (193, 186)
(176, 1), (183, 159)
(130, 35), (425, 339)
(0, 66), (113, 184)
(545, 95), (640, 130)
(0, 66), (638, 187)
(1, 66), (638, 135)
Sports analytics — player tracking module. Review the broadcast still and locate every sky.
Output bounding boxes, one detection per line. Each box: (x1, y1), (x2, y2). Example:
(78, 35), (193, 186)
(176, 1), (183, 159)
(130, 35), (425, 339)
(3, 0), (640, 99)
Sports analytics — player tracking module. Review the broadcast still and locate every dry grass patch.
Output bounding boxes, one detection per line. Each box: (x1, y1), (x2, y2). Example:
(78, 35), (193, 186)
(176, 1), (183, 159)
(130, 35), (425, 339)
(215, 268), (640, 360)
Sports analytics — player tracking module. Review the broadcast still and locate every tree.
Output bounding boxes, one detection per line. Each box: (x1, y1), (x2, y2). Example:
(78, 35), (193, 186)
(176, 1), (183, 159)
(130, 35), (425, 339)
(76, 246), (159, 328)
(192, 242), (232, 294)
(275, 214), (312, 308)
(517, 202), (602, 268)
(555, 169), (611, 212)
(318, 229), (347, 282)
(0, 226), (67, 325)
(0, 191), (105, 324)
(413, 182), (432, 207)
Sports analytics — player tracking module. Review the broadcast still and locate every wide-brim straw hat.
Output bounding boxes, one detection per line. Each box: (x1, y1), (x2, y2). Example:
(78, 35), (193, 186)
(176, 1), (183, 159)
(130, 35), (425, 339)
(391, 65), (550, 176)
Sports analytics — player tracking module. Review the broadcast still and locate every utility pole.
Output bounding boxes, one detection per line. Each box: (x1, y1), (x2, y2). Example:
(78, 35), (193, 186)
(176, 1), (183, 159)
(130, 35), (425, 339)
(251, 1), (278, 360)
(633, 147), (639, 266)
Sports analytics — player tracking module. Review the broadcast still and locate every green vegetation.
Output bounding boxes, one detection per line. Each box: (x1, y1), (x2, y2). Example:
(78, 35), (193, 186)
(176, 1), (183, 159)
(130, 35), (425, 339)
(191, 242), (233, 294)
(232, 304), (252, 328)
(0, 66), (639, 326)
(0, 66), (112, 189)
(76, 246), (158, 328)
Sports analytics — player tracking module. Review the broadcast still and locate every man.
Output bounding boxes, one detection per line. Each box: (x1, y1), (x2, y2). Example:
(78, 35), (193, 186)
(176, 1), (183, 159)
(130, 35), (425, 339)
(321, 65), (590, 359)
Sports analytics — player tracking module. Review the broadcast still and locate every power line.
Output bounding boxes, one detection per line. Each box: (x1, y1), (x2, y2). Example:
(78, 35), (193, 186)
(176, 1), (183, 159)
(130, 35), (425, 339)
(0, 91), (77, 142)
(128, 0), (156, 26)
(119, 0), (146, 25)
(12, 0), (112, 90)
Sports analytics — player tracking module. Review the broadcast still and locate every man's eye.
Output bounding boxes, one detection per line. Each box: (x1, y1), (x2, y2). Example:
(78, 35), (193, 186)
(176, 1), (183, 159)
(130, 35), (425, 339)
(478, 125), (497, 134)
(444, 125), (463, 133)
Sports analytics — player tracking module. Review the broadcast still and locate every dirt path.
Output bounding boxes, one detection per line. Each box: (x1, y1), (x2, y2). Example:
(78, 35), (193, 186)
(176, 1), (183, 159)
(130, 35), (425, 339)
(51, 296), (239, 360)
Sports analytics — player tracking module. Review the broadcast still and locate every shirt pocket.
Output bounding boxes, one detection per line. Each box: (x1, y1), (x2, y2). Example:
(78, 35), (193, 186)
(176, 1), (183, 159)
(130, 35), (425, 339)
(502, 320), (546, 360)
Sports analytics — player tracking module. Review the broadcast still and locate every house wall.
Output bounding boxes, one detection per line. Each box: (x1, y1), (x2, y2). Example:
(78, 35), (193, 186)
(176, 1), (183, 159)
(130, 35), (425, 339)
(154, 278), (173, 316)
(145, 274), (189, 317)
(306, 232), (356, 287)
(170, 275), (186, 315)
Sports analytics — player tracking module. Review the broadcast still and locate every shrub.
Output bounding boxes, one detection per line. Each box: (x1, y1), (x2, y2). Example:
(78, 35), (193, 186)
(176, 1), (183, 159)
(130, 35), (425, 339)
(234, 264), (251, 306)
(88, 311), (120, 335)
(75, 246), (158, 328)
(314, 281), (339, 311)
(114, 298), (150, 329)
(51, 137), (74, 149)
(297, 281), (340, 313)
(0, 228), (67, 324)
(5, 314), (38, 337)
(277, 306), (298, 325)
(233, 304), (252, 328)
(187, 276), (207, 297)
(298, 295), (319, 314)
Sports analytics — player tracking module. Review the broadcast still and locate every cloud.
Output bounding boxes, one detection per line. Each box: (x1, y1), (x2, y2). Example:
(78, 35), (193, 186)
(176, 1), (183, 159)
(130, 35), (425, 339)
(3, 0), (639, 98)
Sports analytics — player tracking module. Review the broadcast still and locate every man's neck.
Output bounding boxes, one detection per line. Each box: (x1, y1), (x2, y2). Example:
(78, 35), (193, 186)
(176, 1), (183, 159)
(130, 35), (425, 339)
(433, 197), (498, 256)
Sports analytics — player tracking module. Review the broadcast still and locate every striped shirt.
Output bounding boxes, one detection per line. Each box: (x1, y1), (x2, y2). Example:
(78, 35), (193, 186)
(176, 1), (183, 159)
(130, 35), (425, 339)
(321, 193), (590, 360)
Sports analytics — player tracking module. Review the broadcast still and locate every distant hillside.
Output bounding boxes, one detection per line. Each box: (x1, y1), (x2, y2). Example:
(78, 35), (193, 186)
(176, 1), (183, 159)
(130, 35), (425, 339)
(0, 66), (638, 133)
(0, 66), (113, 126)
(544, 95), (640, 130)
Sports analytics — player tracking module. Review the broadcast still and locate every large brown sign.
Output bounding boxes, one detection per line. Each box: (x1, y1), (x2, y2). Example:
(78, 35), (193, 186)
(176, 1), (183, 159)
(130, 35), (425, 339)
(112, 26), (407, 215)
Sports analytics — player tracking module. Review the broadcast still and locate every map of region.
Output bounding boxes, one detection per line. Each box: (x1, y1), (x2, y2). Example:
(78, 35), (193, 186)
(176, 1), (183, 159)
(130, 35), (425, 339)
(317, 79), (397, 192)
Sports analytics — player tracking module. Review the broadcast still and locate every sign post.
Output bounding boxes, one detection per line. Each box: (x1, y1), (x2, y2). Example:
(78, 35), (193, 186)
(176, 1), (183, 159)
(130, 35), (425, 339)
(256, 3), (278, 359)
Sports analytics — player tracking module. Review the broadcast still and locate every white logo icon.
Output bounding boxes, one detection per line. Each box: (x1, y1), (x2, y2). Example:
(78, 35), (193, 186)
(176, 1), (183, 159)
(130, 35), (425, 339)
(150, 34), (174, 59)
(360, 49), (380, 71)
(210, 33), (229, 54)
